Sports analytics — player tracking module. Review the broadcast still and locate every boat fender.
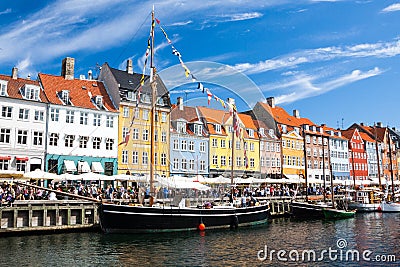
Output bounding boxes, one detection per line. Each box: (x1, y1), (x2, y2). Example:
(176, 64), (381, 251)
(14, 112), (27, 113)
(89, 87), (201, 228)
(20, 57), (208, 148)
(198, 223), (206, 231)
(230, 215), (239, 229)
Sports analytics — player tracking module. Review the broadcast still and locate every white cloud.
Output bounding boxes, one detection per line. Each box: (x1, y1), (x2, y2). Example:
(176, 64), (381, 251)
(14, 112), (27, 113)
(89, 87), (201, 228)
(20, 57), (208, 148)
(270, 67), (383, 104)
(169, 20), (193, 26)
(0, 8), (11, 15)
(381, 3), (400, 13)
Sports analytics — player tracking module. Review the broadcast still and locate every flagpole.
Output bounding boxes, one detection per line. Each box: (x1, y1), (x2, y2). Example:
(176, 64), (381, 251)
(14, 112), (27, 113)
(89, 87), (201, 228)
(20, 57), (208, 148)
(149, 5), (156, 205)
(231, 111), (236, 204)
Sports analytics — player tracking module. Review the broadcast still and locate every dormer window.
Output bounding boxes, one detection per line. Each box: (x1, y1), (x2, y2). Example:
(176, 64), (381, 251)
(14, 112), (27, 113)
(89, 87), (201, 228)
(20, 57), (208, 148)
(281, 125), (287, 133)
(177, 121), (186, 133)
(227, 126), (233, 133)
(95, 95), (103, 108)
(194, 124), (203, 136)
(268, 129), (274, 137)
(248, 129), (254, 138)
(215, 124), (221, 133)
(22, 85), (40, 101)
(142, 94), (150, 103)
(259, 128), (265, 135)
(127, 91), (137, 101)
(0, 81), (8, 96)
(60, 90), (70, 105)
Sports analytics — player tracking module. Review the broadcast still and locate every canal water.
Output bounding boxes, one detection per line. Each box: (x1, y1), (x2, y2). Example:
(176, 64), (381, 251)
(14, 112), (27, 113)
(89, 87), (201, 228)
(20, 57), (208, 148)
(1, 213), (398, 266)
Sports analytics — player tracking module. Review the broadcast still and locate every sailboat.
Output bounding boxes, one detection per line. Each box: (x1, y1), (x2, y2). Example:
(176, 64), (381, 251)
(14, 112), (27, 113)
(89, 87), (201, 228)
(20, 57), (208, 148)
(98, 8), (270, 234)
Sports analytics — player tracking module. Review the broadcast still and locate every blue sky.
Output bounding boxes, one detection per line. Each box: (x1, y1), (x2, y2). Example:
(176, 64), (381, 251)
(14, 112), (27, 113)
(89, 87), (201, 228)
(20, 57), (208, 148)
(1, 1), (400, 129)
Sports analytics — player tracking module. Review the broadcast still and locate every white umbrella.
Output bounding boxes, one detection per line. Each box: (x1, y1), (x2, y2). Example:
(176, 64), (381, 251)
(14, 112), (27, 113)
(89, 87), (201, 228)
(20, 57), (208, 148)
(23, 169), (59, 180)
(78, 172), (114, 181)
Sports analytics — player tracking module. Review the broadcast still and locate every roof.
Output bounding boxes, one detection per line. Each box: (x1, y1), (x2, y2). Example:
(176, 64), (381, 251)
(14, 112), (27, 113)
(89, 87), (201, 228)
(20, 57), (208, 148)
(170, 104), (199, 122)
(38, 73), (117, 112)
(197, 106), (231, 125)
(258, 102), (315, 127)
(359, 132), (375, 143)
(0, 74), (47, 102)
(341, 128), (357, 140)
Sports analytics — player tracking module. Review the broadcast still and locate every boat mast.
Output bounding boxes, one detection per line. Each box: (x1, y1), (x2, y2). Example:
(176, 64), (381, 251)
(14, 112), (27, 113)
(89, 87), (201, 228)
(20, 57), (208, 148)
(301, 125), (308, 202)
(230, 111), (236, 202)
(374, 124), (382, 191)
(387, 128), (395, 198)
(322, 133), (326, 203)
(149, 6), (156, 202)
(327, 135), (335, 208)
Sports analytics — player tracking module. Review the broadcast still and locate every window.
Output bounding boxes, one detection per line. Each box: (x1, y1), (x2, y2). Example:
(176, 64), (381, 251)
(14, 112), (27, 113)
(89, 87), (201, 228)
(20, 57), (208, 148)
(122, 127), (129, 140)
(260, 157), (265, 167)
(80, 112), (88, 125)
(93, 114), (101, 126)
(65, 135), (74, 147)
(66, 110), (74, 123)
(177, 122), (186, 133)
(250, 143), (254, 151)
(0, 159), (9, 170)
(33, 131), (43, 146)
(181, 140), (187, 150)
(212, 138), (217, 147)
(49, 133), (59, 146)
(123, 107), (129, 118)
(132, 128), (139, 140)
(142, 152), (148, 165)
(24, 86), (40, 100)
(142, 110), (149, 120)
(220, 139), (226, 148)
(189, 141), (194, 151)
(244, 142), (248, 150)
(16, 160), (26, 172)
(60, 90), (70, 104)
(228, 157), (232, 166)
(236, 141), (241, 150)
(0, 82), (7, 96)
(50, 108), (59, 121)
(221, 156), (226, 166)
(200, 142), (206, 152)
(34, 110), (44, 121)
(181, 159), (187, 170)
(17, 130), (28, 145)
(194, 124), (203, 135)
(106, 138), (114, 150)
(200, 161), (206, 171)
(132, 151), (138, 164)
(266, 157), (271, 167)
(127, 91), (137, 101)
(215, 124), (221, 133)
(161, 112), (167, 122)
(106, 116), (114, 128)
(173, 158), (179, 169)
(79, 136), (89, 148)
(189, 159), (194, 170)
(122, 151), (128, 164)
(212, 156), (218, 165)
(93, 137), (101, 149)
(18, 108), (29, 120)
(250, 158), (255, 168)
(142, 129), (149, 141)
(248, 129), (254, 137)
(161, 153), (167, 166)
(173, 139), (179, 150)
(161, 131), (167, 143)
(1, 106), (12, 118)
(236, 157), (241, 167)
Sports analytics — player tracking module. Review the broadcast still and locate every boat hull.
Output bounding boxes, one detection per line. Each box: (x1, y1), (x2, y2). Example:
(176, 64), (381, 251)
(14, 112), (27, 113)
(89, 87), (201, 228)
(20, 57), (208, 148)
(99, 203), (270, 233)
(347, 202), (380, 212)
(290, 201), (328, 219)
(379, 201), (400, 212)
(322, 208), (356, 219)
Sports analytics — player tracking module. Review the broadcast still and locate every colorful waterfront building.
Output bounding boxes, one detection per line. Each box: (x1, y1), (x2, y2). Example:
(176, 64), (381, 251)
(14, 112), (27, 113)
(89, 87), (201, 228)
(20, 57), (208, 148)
(323, 126), (350, 182)
(0, 67), (48, 174)
(170, 98), (209, 177)
(253, 120), (281, 179)
(99, 60), (171, 177)
(342, 128), (369, 186)
(198, 101), (260, 178)
(39, 57), (119, 175)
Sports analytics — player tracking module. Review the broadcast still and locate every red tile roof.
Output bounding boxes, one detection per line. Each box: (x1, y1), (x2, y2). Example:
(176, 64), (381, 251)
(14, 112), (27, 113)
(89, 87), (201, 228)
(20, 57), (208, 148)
(0, 74), (47, 102)
(359, 132), (375, 143)
(259, 102), (315, 127)
(39, 73), (117, 112)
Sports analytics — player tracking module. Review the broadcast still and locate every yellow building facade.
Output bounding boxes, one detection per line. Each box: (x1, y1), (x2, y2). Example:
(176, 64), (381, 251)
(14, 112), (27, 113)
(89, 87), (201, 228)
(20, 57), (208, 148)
(281, 129), (305, 179)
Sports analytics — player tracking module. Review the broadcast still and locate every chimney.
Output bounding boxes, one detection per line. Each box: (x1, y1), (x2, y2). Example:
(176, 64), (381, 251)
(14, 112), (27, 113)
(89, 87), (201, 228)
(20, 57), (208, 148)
(126, 59), (133, 74)
(227, 97), (235, 105)
(266, 97), (275, 108)
(11, 67), (18, 79)
(88, 70), (93, 80)
(61, 57), (75, 80)
(377, 122), (382, 128)
(27, 74), (31, 80)
(177, 97), (184, 111)
(293, 109), (300, 119)
(360, 122), (364, 126)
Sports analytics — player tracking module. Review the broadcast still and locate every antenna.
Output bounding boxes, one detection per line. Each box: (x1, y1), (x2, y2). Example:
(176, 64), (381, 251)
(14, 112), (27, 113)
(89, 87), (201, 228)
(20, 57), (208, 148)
(341, 118), (344, 129)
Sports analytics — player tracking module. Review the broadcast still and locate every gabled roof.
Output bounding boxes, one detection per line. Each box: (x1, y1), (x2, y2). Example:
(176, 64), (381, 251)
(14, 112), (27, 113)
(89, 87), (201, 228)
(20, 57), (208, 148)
(359, 132), (375, 143)
(197, 106), (231, 125)
(38, 73), (117, 112)
(0, 74), (47, 102)
(170, 105), (199, 123)
(348, 123), (386, 142)
(258, 101), (315, 127)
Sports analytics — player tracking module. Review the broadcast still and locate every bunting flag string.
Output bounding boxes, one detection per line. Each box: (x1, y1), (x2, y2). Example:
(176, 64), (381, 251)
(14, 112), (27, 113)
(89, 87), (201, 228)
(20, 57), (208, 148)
(155, 17), (244, 140)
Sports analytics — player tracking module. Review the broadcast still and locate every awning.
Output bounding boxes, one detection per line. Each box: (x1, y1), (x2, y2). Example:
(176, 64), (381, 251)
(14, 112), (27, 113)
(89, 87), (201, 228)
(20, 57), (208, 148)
(91, 161), (104, 173)
(283, 174), (305, 183)
(78, 161), (90, 173)
(63, 160), (77, 172)
(0, 156), (11, 160)
(30, 158), (42, 165)
(16, 157), (29, 161)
